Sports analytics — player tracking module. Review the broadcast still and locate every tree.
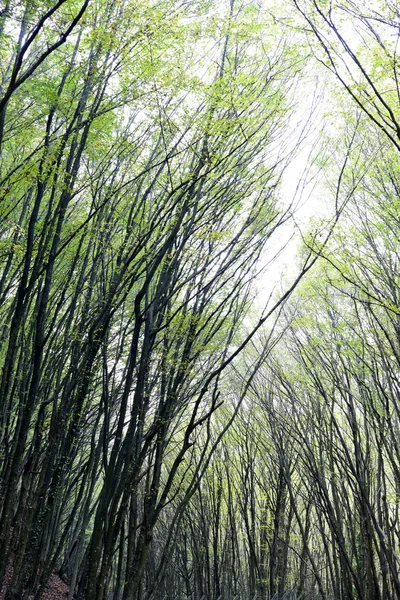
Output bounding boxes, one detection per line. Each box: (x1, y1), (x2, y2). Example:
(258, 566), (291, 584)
(0, 1), (316, 598)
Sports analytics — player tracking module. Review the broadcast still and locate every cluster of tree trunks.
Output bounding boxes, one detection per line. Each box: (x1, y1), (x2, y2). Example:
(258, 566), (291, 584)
(0, 1), (399, 599)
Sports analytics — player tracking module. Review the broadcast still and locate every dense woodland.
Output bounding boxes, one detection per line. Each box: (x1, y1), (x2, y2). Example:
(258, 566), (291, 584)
(0, 1), (399, 599)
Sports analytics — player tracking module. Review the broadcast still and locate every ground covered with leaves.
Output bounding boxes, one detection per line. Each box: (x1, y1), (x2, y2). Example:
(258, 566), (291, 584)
(0, 564), (69, 599)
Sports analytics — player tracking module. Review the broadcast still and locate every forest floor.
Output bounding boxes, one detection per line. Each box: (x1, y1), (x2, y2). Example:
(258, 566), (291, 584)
(0, 563), (70, 599)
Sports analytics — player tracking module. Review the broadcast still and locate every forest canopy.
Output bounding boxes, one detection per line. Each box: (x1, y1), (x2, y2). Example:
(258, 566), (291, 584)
(0, 1), (399, 599)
